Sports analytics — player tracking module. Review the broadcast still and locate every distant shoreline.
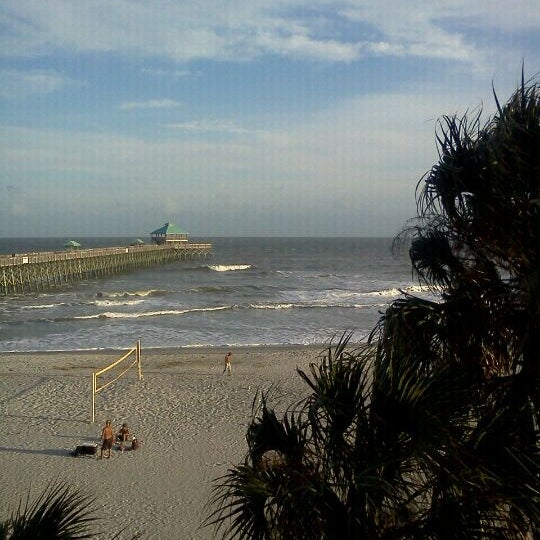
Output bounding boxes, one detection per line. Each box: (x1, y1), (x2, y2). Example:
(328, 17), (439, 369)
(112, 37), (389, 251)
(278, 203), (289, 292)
(0, 340), (380, 358)
(0, 342), (360, 357)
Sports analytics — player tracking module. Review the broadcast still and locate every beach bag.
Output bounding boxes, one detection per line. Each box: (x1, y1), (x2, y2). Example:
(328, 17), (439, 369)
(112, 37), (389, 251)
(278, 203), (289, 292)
(72, 443), (97, 457)
(131, 438), (140, 451)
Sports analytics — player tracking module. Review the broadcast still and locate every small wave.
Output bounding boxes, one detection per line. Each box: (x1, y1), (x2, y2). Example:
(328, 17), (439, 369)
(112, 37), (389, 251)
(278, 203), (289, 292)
(251, 303), (295, 310)
(364, 288), (402, 297)
(96, 289), (166, 299)
(275, 270), (343, 279)
(405, 285), (434, 294)
(73, 305), (233, 320)
(207, 264), (252, 272)
(189, 285), (235, 293)
(21, 303), (64, 309)
(249, 303), (374, 310)
(94, 299), (145, 307)
(364, 285), (434, 297)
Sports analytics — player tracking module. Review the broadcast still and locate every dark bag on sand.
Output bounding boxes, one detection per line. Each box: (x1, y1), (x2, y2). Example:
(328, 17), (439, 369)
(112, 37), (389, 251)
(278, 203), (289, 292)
(72, 443), (98, 457)
(131, 438), (140, 451)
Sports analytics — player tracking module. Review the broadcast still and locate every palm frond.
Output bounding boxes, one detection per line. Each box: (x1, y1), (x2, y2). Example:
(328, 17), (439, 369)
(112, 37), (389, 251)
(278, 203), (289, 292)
(3, 482), (99, 539)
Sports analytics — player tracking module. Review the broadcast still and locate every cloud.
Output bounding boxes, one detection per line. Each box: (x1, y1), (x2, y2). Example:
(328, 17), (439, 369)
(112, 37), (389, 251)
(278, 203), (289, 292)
(119, 99), (183, 110)
(141, 68), (198, 78)
(2, 1), (535, 65)
(255, 30), (359, 61)
(0, 69), (70, 98)
(1, 80), (492, 236)
(165, 120), (260, 135)
(343, 4), (477, 62)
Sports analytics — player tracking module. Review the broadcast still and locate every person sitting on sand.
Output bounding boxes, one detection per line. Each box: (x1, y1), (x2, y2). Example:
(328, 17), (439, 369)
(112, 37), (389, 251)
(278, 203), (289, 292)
(117, 422), (130, 453)
(100, 420), (114, 459)
(223, 351), (232, 376)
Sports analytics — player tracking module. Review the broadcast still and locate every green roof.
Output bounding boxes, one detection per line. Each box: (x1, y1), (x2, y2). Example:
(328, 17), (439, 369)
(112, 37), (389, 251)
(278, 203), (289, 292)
(64, 240), (81, 248)
(150, 222), (188, 235)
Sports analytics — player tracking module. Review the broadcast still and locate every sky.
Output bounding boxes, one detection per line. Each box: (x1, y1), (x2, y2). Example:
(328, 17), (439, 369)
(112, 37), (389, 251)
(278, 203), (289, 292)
(0, 1), (539, 238)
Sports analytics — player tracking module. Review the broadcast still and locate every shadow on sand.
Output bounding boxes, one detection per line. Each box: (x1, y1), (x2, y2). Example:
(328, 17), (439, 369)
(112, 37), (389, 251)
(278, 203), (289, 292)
(5, 412), (88, 424)
(0, 446), (79, 457)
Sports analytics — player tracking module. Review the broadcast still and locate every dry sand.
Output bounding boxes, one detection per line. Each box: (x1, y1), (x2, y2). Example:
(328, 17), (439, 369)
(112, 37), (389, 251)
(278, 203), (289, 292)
(0, 345), (326, 539)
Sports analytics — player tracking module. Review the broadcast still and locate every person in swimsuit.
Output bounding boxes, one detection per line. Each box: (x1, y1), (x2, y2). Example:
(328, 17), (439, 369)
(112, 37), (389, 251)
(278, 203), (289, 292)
(100, 420), (114, 459)
(223, 352), (232, 376)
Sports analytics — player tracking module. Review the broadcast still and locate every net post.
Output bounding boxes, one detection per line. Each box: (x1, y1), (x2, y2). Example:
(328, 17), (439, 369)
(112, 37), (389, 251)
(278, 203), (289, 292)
(91, 372), (96, 423)
(137, 340), (143, 380)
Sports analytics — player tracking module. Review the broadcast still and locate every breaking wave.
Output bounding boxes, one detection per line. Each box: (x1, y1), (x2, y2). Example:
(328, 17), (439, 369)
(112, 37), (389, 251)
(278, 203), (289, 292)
(364, 285), (434, 297)
(94, 299), (145, 307)
(96, 289), (167, 299)
(207, 264), (253, 272)
(249, 302), (381, 310)
(21, 303), (64, 309)
(71, 305), (233, 320)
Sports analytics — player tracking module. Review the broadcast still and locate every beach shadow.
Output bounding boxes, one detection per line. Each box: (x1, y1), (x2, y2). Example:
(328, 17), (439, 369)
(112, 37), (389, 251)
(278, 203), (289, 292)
(0, 377), (51, 406)
(0, 446), (73, 457)
(6, 413), (88, 424)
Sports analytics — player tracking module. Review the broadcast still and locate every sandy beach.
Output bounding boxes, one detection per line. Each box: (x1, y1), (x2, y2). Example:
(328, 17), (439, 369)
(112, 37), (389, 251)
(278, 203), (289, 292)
(0, 345), (325, 539)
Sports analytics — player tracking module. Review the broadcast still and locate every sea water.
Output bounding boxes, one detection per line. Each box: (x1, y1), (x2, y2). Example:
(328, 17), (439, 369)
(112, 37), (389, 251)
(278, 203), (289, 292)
(0, 237), (428, 352)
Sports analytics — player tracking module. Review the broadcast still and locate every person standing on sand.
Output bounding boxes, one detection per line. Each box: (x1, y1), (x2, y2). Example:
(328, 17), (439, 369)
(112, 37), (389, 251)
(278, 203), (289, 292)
(223, 352), (232, 376)
(100, 420), (114, 459)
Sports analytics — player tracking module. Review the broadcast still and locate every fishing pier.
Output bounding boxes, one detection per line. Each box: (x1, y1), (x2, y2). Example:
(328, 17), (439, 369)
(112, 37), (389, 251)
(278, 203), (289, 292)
(0, 223), (212, 295)
(0, 243), (212, 295)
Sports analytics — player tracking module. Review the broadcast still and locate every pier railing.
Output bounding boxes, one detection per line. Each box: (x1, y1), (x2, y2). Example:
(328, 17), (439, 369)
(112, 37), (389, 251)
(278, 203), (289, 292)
(0, 243), (212, 295)
(0, 243), (212, 267)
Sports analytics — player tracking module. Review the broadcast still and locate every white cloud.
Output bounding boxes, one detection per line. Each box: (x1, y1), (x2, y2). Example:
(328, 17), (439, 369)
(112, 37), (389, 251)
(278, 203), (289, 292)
(141, 68), (198, 78)
(343, 4), (477, 62)
(0, 69), (70, 98)
(119, 99), (182, 110)
(256, 31), (359, 61)
(165, 120), (260, 135)
(1, 80), (493, 236)
(2, 0), (536, 65)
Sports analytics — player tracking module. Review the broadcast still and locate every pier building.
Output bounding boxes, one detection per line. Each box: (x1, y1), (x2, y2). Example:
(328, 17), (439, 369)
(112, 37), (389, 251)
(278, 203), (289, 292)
(150, 222), (188, 244)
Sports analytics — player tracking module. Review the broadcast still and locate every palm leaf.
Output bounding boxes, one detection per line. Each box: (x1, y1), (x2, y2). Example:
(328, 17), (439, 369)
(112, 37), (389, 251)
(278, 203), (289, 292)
(3, 482), (99, 539)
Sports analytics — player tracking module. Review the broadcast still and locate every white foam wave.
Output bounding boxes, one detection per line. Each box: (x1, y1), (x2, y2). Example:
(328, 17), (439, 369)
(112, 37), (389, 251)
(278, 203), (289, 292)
(208, 264), (252, 272)
(276, 270), (343, 279)
(251, 303), (294, 310)
(364, 288), (402, 297)
(250, 303), (372, 310)
(22, 303), (62, 309)
(94, 299), (145, 307)
(74, 305), (232, 320)
(97, 289), (164, 298)
(364, 285), (433, 297)
(405, 285), (434, 294)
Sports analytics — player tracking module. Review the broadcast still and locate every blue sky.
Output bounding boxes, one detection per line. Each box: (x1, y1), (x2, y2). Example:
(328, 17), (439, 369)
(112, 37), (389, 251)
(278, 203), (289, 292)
(1, 1), (539, 237)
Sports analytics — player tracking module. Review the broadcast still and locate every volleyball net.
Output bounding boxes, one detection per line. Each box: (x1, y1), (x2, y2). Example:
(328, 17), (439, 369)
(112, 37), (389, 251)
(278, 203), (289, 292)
(91, 340), (143, 422)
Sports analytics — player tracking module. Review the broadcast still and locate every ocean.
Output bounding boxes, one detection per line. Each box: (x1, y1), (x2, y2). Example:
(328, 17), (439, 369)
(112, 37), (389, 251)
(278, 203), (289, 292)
(0, 237), (425, 352)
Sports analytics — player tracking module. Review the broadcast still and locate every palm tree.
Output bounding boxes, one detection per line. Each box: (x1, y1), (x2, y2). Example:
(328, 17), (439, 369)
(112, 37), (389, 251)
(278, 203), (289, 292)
(385, 71), (540, 537)
(0, 482), (99, 539)
(206, 73), (540, 539)
(0, 482), (140, 539)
